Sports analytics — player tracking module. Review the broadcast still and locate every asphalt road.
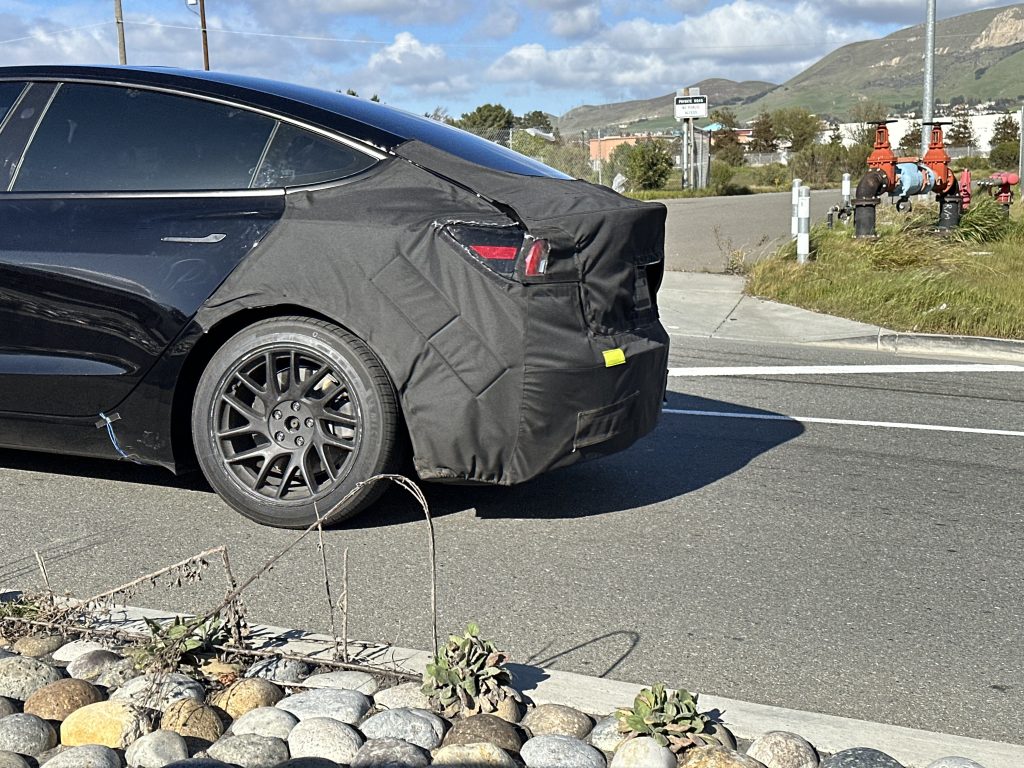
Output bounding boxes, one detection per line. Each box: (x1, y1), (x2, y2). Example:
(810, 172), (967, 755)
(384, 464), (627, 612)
(1, 337), (1020, 744)
(662, 188), (840, 272)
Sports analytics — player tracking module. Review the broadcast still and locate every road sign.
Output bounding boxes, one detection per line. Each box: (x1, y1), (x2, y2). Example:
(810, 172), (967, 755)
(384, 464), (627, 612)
(675, 94), (708, 120)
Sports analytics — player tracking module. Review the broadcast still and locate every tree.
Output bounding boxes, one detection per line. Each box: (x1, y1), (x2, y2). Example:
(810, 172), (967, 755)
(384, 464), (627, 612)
(989, 141), (1019, 170)
(617, 139), (674, 190)
(424, 106), (452, 124)
(945, 105), (976, 148)
(847, 100), (888, 146)
(898, 121), (922, 156)
(772, 107), (820, 153)
(709, 107), (744, 166)
(990, 113), (1020, 148)
(453, 103), (515, 140)
(515, 110), (553, 132)
(748, 112), (778, 153)
(789, 141), (849, 186)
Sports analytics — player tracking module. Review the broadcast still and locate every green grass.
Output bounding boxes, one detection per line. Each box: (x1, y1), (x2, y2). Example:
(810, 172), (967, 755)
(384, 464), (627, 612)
(746, 198), (1024, 339)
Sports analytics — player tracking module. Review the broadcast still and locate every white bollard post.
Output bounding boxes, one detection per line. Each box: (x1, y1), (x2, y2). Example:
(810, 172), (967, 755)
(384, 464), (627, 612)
(797, 186), (811, 264)
(791, 178), (802, 239)
(842, 173), (852, 207)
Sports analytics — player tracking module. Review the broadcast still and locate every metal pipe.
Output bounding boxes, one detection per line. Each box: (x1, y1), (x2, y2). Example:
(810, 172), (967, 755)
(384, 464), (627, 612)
(921, 0), (936, 157)
(936, 177), (961, 231)
(113, 0), (127, 65)
(854, 170), (888, 239)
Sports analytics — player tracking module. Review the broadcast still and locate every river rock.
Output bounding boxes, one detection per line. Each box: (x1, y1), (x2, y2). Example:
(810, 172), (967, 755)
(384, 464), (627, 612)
(68, 651), (126, 683)
(679, 745), (767, 768)
(160, 700), (224, 743)
(232, 707), (299, 740)
(94, 660), (138, 691)
(746, 731), (819, 768)
(276, 689), (371, 725)
(0, 657), (63, 700)
(372, 684), (430, 712)
(0, 751), (30, 768)
(197, 660), (243, 685)
(61, 700), (152, 749)
(53, 641), (108, 664)
(208, 734), (290, 768)
(125, 729), (190, 768)
(821, 749), (904, 768)
(287, 717), (363, 764)
(610, 737), (675, 768)
(432, 743), (517, 767)
(111, 674), (205, 712)
(245, 659), (310, 685)
(212, 679), (284, 719)
(523, 704), (593, 739)
(520, 734), (606, 768)
(359, 708), (445, 751)
(0, 701), (15, 720)
(441, 713), (523, 754)
(13, 636), (65, 659)
(276, 759), (340, 768)
(351, 738), (428, 768)
(45, 744), (122, 768)
(302, 672), (377, 696)
(925, 761), (986, 768)
(24, 678), (103, 721)
(162, 761), (234, 768)
(588, 716), (626, 753)
(0, 713), (57, 756)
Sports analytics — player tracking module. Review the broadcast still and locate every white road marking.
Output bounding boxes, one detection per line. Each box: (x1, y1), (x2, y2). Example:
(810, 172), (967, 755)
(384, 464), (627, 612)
(663, 408), (1024, 437)
(668, 364), (1024, 377)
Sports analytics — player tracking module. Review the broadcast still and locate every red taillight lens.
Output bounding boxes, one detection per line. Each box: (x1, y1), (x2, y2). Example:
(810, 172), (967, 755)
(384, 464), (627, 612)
(470, 245), (519, 261)
(444, 223), (550, 280)
(524, 239), (550, 277)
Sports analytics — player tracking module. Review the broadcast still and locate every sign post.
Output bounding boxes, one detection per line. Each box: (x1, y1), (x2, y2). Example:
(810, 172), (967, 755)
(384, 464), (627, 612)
(675, 89), (709, 190)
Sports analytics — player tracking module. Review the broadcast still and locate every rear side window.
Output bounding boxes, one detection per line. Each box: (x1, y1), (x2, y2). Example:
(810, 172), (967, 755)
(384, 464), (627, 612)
(0, 82), (25, 127)
(14, 84), (275, 192)
(252, 122), (376, 188)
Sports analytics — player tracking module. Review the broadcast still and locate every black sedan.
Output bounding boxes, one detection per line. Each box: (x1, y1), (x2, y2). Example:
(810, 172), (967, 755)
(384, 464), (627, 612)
(0, 66), (669, 528)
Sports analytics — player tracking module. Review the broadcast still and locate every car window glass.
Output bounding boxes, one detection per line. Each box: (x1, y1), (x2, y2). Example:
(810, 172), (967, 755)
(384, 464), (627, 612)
(252, 122), (376, 188)
(0, 82), (55, 192)
(0, 82), (25, 127)
(14, 84), (275, 192)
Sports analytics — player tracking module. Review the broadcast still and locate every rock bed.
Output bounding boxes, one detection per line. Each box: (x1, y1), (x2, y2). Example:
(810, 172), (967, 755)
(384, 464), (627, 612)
(0, 633), (990, 768)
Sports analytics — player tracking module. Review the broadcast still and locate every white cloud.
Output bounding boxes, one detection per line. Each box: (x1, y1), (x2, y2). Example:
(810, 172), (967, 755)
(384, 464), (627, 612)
(473, 2), (521, 39)
(360, 32), (471, 97)
(551, 4), (605, 38)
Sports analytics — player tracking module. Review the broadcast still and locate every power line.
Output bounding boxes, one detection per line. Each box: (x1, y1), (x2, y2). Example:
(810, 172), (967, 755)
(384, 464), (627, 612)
(0, 21), (109, 47)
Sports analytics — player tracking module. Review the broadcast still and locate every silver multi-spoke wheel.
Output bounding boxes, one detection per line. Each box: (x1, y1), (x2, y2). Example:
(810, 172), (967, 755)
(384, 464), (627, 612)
(193, 317), (401, 527)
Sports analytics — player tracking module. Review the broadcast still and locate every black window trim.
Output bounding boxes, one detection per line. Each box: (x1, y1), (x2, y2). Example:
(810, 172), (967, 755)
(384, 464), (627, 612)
(0, 76), (387, 197)
(6, 82), (60, 193)
(0, 81), (29, 136)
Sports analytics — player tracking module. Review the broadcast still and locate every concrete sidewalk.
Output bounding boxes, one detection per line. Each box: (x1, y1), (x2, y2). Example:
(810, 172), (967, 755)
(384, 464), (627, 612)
(659, 271), (1024, 361)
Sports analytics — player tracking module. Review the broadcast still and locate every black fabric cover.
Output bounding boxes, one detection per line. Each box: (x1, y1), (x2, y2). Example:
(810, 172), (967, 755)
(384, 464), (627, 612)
(196, 142), (670, 485)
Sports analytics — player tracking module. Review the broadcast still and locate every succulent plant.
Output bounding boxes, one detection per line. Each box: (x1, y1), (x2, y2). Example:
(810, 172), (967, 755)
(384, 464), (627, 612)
(421, 622), (522, 717)
(615, 683), (730, 753)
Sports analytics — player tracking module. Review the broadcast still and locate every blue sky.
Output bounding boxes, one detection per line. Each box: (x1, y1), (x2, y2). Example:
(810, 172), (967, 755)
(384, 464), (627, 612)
(1, 0), (1020, 118)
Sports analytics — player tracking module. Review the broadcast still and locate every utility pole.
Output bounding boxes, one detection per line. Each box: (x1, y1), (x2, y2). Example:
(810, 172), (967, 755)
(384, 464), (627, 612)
(920, 0), (936, 157)
(113, 0), (126, 65)
(187, 0), (210, 69)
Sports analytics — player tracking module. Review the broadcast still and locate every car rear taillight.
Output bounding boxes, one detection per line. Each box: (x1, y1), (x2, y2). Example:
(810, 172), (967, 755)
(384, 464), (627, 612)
(444, 223), (550, 280)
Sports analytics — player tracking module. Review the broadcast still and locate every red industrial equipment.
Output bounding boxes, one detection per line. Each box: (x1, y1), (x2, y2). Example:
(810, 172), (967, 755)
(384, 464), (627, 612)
(866, 122), (898, 190)
(959, 169), (972, 211)
(919, 123), (956, 195)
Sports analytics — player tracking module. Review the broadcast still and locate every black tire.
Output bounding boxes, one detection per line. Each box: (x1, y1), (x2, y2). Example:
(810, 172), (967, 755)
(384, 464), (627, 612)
(192, 316), (401, 528)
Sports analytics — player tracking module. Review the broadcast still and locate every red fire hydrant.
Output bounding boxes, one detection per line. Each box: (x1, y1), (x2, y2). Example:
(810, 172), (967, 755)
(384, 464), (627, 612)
(978, 172), (1019, 213)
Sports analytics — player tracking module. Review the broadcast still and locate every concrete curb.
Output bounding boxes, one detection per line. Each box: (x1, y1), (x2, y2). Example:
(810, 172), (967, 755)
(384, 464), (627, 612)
(82, 604), (1024, 768)
(814, 330), (1024, 361)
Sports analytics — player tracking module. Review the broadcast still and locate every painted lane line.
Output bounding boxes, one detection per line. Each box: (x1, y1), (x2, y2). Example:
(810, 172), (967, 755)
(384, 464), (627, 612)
(668, 363), (1024, 377)
(663, 408), (1024, 437)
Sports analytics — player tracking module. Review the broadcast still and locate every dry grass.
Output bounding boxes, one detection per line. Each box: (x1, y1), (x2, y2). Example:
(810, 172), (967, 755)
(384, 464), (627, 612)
(746, 198), (1024, 339)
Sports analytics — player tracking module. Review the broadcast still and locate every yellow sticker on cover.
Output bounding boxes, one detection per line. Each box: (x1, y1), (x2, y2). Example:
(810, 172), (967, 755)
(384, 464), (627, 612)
(602, 348), (626, 367)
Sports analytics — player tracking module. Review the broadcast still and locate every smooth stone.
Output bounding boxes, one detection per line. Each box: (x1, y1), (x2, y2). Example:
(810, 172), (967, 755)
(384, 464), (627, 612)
(207, 734), (290, 768)
(231, 707), (299, 741)
(13, 636), (65, 659)
(111, 674), (205, 712)
(493, 697), (523, 724)
(0, 657), (63, 700)
(94, 660), (138, 691)
(821, 749), (904, 768)
(160, 700), (224, 743)
(45, 744), (122, 768)
(197, 661), (243, 685)
(61, 700), (152, 749)
(925, 761), (986, 768)
(244, 659), (310, 685)
(302, 672), (377, 695)
(351, 738), (428, 768)
(0, 751), (30, 768)
(24, 678), (103, 721)
(523, 704), (593, 739)
(0, 701), (15, 720)
(125, 730), (190, 768)
(287, 717), (363, 764)
(68, 652), (126, 683)
(276, 759), (339, 768)
(359, 709), (445, 751)
(746, 731), (819, 768)
(588, 716), (626, 753)
(212, 679), (283, 719)
(520, 734), (606, 768)
(53, 641), (108, 664)
(372, 684), (430, 712)
(276, 689), (371, 725)
(441, 714), (523, 754)
(432, 743), (517, 767)
(162, 761), (234, 768)
(610, 737), (675, 768)
(0, 713), (57, 756)
(679, 745), (767, 768)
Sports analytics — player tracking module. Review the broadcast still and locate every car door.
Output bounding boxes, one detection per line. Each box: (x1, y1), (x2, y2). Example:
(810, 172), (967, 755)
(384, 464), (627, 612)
(0, 81), (287, 418)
